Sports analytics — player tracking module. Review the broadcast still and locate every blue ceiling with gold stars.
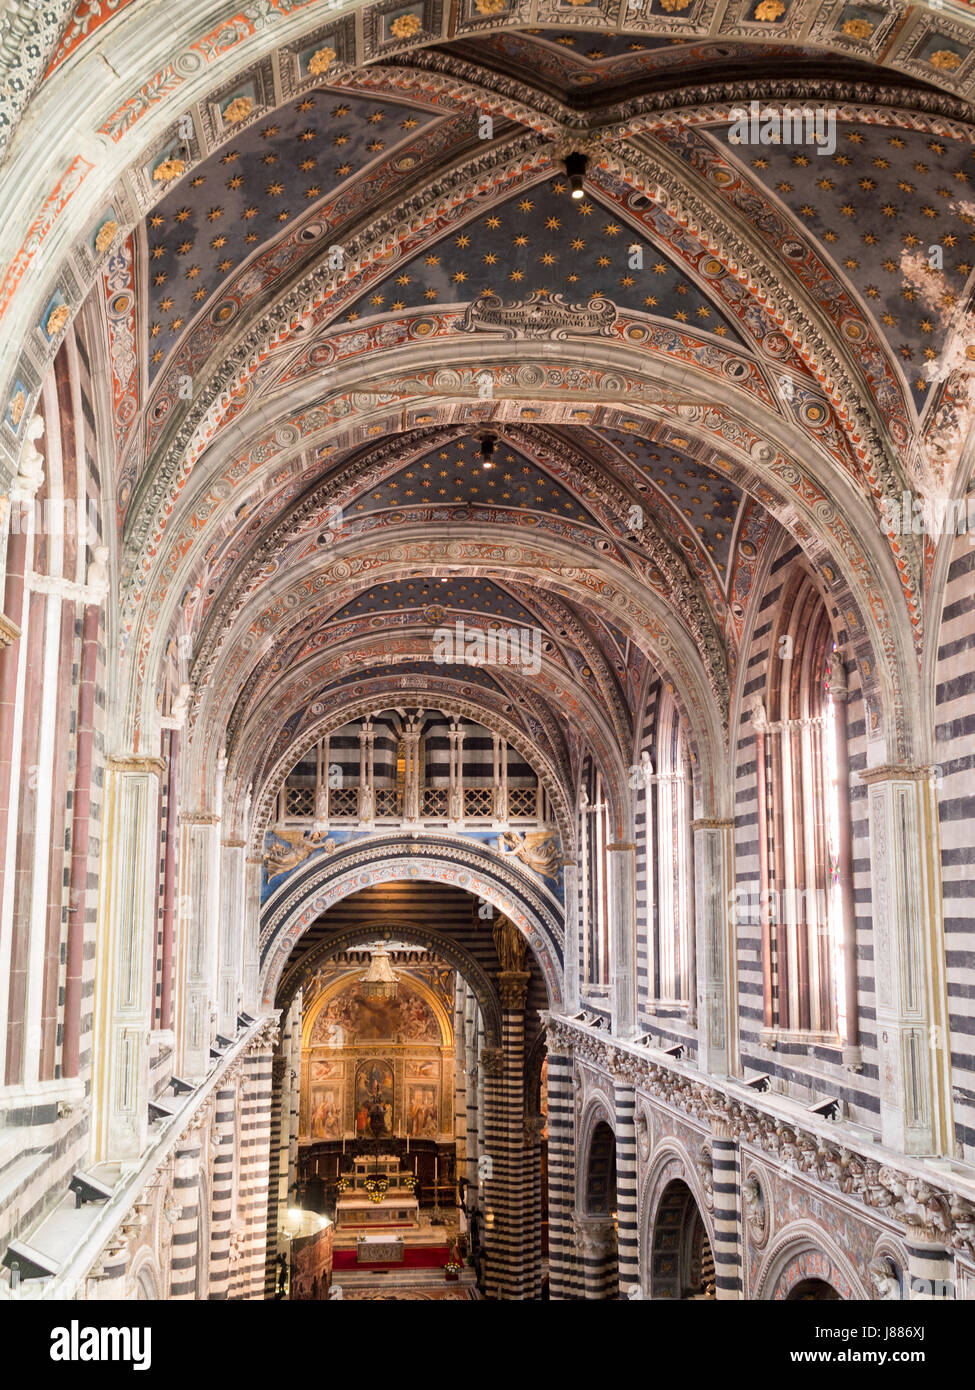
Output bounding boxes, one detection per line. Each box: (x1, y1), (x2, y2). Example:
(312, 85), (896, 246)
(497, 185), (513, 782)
(584, 427), (743, 578)
(330, 577), (539, 626)
(144, 89), (436, 380)
(724, 121), (975, 409)
(345, 433), (598, 523)
(329, 660), (511, 692)
(336, 176), (744, 342)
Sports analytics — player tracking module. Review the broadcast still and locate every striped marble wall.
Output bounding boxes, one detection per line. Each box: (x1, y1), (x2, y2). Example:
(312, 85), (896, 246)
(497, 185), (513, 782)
(932, 536), (975, 1160)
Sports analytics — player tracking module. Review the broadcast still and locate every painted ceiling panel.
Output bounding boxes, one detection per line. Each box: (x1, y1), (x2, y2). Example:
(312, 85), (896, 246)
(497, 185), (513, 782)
(345, 433), (598, 524)
(334, 176), (745, 343)
(329, 576), (539, 625)
(446, 30), (835, 100)
(585, 427), (743, 578)
(721, 120), (975, 408)
(144, 88), (437, 380)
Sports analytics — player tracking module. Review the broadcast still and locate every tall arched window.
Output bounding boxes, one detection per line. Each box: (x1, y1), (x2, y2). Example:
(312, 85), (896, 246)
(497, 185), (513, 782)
(757, 572), (855, 1039)
(653, 690), (692, 1004)
(580, 759), (610, 991)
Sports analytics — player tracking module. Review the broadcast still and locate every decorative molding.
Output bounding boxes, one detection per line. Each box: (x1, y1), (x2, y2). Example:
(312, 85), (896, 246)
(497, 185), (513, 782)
(550, 1013), (975, 1258)
(460, 290), (617, 340)
(107, 755), (166, 775)
(0, 611), (20, 646)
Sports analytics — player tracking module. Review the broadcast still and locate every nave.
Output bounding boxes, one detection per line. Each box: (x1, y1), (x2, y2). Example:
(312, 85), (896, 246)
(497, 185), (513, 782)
(0, 0), (974, 1318)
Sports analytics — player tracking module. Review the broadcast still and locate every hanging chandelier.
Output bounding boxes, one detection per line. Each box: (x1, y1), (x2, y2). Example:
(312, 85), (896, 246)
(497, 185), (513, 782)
(360, 946), (399, 999)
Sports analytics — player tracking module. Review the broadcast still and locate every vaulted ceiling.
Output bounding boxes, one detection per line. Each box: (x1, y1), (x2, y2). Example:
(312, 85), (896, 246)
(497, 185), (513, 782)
(5, 2), (973, 827)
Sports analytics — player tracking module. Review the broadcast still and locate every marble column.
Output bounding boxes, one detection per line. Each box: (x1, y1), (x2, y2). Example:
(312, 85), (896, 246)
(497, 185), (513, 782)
(237, 1021), (278, 1300)
(861, 766), (953, 1155)
(218, 838), (245, 1035)
(242, 854), (263, 1014)
(906, 1231), (954, 1300)
(63, 550), (108, 1073)
(463, 989), (480, 1194)
(207, 1081), (237, 1299)
(177, 811), (222, 1079)
(544, 1039), (578, 1299)
(692, 818), (737, 1079)
(576, 1213), (618, 1299)
(168, 1123), (206, 1300)
(562, 860), (580, 1015)
(608, 842), (638, 1040)
(92, 754), (166, 1161)
(709, 1116), (741, 1299)
(613, 1076), (640, 1295)
(827, 660), (860, 1059)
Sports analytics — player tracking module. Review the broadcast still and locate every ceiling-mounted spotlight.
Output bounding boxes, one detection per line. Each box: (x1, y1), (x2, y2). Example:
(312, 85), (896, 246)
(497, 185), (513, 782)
(564, 151), (589, 200)
(479, 432), (498, 470)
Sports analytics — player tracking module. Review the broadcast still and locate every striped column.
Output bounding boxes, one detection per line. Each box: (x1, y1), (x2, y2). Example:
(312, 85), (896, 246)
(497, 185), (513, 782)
(454, 976), (467, 1186)
(207, 1082), (237, 1299)
(710, 1118), (741, 1299)
(263, 1051), (287, 1299)
(523, 1113), (543, 1300)
(576, 1213), (618, 1298)
(545, 1045), (579, 1299)
(237, 1022), (277, 1299)
(613, 1079), (640, 1295)
(907, 1234), (954, 1300)
(480, 1043), (505, 1298)
(169, 1132), (204, 1299)
(464, 988), (480, 1192)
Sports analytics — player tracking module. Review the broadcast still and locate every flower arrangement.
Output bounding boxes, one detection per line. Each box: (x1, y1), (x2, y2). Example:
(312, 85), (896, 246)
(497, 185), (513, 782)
(336, 1178), (351, 1192)
(364, 1175), (389, 1203)
(401, 1173), (418, 1190)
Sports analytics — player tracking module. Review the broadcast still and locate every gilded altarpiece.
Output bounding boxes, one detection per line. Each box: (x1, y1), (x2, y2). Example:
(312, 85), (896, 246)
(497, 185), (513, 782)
(300, 967), (455, 1141)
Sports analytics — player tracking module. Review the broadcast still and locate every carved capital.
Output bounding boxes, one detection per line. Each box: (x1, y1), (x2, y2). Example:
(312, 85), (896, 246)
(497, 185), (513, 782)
(497, 970), (530, 1011)
(0, 612), (20, 646)
(108, 755), (166, 775)
(479, 1046), (504, 1077)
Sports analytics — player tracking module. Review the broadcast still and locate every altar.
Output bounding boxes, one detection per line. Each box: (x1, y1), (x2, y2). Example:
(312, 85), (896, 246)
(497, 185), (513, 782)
(331, 1154), (450, 1270)
(335, 1154), (419, 1231)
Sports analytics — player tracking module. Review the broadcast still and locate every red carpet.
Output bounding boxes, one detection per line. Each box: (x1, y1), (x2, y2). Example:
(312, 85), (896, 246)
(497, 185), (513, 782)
(333, 1245), (450, 1271)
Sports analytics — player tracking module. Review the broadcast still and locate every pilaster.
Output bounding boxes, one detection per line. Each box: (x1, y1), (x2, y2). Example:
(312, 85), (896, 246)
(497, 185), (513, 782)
(91, 754), (166, 1161)
(692, 818), (737, 1078)
(861, 766), (953, 1155)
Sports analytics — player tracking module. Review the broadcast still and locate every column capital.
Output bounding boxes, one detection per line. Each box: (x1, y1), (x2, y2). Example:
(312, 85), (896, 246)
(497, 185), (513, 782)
(859, 764), (935, 784)
(0, 612), (20, 646)
(498, 970), (530, 1010)
(479, 1046), (504, 1077)
(108, 754), (166, 775)
(180, 811), (220, 825)
(222, 838), (246, 849)
(606, 841), (636, 853)
(692, 817), (734, 830)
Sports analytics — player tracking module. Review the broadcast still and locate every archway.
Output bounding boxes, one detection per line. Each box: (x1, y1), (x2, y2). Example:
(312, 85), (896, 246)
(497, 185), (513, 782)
(786, 1279), (842, 1301)
(576, 1113), (619, 1300)
(649, 1179), (715, 1301)
(264, 875), (549, 1301)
